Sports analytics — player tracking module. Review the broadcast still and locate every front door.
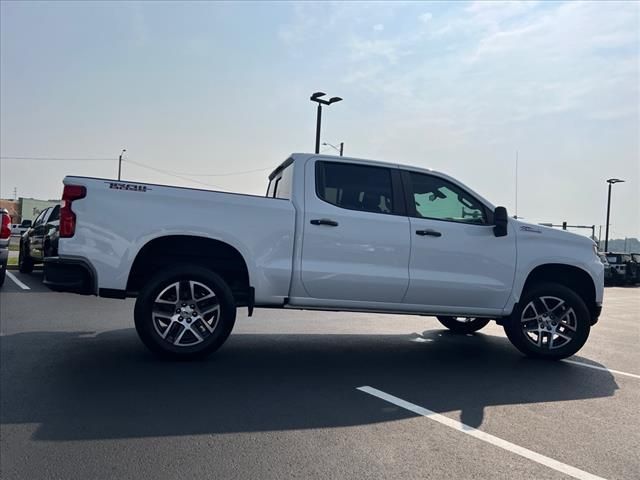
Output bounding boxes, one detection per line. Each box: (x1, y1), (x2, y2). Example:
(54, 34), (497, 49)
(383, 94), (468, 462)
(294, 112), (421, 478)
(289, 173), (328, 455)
(402, 170), (516, 311)
(299, 159), (411, 303)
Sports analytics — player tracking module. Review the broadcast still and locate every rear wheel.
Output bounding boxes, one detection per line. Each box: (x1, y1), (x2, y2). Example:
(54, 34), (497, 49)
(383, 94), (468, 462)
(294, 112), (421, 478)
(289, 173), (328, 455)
(436, 316), (491, 333)
(18, 243), (33, 274)
(134, 265), (236, 359)
(503, 282), (590, 360)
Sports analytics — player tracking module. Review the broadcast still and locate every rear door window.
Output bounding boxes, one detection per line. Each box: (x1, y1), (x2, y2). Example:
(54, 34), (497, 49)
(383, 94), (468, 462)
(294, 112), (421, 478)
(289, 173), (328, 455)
(315, 161), (396, 215)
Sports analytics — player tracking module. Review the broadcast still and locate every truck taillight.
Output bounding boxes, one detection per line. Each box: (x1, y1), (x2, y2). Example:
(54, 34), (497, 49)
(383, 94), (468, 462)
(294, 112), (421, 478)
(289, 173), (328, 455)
(59, 185), (86, 238)
(0, 213), (11, 239)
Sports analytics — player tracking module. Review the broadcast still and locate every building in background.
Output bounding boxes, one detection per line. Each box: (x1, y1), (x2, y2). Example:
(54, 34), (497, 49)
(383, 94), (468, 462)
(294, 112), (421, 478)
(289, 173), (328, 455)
(0, 198), (59, 223)
(0, 199), (21, 223)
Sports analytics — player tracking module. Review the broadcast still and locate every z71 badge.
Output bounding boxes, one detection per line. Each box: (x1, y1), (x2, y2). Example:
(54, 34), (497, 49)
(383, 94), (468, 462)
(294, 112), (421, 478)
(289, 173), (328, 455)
(106, 182), (150, 192)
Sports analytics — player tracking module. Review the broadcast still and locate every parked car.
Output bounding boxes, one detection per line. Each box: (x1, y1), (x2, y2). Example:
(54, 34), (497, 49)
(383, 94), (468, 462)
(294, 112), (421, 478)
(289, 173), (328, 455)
(11, 219), (32, 237)
(632, 254), (640, 284)
(605, 252), (635, 285)
(18, 205), (60, 273)
(598, 253), (614, 286)
(44, 153), (603, 360)
(0, 208), (11, 287)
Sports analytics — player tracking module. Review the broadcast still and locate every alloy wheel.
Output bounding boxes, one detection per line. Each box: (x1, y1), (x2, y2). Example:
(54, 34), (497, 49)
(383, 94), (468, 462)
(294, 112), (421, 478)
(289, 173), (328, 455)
(520, 296), (577, 350)
(152, 280), (220, 347)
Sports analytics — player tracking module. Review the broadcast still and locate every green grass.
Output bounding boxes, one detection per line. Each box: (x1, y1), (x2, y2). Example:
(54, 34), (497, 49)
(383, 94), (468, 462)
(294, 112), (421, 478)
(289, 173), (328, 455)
(8, 243), (19, 252)
(7, 256), (17, 266)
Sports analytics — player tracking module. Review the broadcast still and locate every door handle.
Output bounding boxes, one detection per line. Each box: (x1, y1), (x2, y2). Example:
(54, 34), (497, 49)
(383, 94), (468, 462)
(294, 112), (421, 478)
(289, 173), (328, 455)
(416, 229), (442, 237)
(310, 218), (339, 227)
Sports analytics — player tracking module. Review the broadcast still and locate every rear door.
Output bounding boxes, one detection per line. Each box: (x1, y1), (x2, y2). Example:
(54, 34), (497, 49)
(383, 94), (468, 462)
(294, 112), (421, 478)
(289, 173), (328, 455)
(299, 159), (411, 303)
(402, 170), (516, 311)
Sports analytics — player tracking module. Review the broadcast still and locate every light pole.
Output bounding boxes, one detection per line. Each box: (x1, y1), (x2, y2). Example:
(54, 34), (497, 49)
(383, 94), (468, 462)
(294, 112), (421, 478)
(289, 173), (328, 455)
(604, 178), (624, 252)
(310, 92), (342, 154)
(322, 142), (344, 156)
(118, 149), (126, 181)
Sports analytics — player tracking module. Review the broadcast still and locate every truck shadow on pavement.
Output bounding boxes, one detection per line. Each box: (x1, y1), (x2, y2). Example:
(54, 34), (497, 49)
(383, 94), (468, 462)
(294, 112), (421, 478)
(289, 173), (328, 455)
(0, 328), (618, 441)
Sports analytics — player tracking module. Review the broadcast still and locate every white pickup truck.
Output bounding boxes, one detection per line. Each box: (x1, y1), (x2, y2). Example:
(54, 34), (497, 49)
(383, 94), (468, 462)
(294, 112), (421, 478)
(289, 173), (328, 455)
(45, 153), (603, 360)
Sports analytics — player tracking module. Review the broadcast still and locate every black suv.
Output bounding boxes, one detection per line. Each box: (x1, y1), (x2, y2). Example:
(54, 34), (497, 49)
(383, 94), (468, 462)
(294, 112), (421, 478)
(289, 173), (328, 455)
(18, 205), (60, 273)
(605, 252), (636, 286)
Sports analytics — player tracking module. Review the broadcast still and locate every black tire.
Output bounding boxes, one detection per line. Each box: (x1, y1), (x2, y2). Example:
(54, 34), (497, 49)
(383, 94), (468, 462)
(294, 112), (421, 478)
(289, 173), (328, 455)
(134, 265), (236, 360)
(43, 240), (53, 258)
(504, 282), (590, 360)
(437, 316), (491, 333)
(18, 244), (33, 274)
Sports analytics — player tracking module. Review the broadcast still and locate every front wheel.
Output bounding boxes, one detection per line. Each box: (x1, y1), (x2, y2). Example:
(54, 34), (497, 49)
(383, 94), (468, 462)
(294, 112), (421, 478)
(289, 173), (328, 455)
(503, 282), (591, 360)
(436, 316), (491, 333)
(134, 265), (237, 359)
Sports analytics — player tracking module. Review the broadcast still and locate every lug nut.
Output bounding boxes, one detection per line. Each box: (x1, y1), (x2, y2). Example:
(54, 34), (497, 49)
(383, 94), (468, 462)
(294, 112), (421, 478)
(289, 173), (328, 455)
(176, 308), (181, 313)
(192, 312), (197, 316)
(186, 318), (192, 323)
(182, 303), (186, 307)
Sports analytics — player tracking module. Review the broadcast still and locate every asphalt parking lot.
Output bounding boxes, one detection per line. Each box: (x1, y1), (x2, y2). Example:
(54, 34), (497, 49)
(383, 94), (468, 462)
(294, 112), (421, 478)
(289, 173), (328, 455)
(1, 270), (638, 480)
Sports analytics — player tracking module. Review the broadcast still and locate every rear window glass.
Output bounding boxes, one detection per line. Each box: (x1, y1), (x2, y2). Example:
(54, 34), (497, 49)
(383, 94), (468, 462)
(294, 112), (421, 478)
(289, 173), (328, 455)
(268, 163), (294, 200)
(315, 161), (394, 215)
(48, 205), (60, 222)
(274, 164), (293, 199)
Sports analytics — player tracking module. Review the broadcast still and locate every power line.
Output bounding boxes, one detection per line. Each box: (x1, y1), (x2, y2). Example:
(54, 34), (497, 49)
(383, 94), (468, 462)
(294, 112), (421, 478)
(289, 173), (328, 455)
(123, 159), (226, 190)
(0, 156), (114, 161)
(162, 166), (273, 177)
(1, 155), (273, 177)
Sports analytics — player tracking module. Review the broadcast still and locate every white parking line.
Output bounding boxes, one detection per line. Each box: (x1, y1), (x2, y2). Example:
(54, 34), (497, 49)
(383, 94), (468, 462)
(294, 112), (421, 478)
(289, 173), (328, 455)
(563, 359), (640, 380)
(6, 271), (30, 290)
(357, 386), (606, 480)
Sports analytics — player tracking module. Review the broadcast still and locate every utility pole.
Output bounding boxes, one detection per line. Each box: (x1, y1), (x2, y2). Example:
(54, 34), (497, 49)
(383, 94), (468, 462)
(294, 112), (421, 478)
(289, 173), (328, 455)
(598, 225), (602, 248)
(118, 149), (126, 181)
(604, 178), (624, 252)
(515, 150), (518, 219)
(323, 142), (344, 156)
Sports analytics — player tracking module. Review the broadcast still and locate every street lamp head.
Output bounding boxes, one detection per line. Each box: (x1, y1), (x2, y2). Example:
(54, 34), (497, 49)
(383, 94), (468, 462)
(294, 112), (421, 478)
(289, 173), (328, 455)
(606, 178), (624, 184)
(328, 96), (343, 104)
(310, 92), (326, 101)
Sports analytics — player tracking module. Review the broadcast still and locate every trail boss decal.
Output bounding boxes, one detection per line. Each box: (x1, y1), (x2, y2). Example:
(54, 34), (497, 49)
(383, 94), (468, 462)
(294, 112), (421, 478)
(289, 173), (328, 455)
(106, 182), (150, 192)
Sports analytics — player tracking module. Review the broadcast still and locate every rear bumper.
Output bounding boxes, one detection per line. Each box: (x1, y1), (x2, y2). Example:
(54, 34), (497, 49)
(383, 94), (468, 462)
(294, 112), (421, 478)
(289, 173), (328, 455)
(43, 256), (95, 294)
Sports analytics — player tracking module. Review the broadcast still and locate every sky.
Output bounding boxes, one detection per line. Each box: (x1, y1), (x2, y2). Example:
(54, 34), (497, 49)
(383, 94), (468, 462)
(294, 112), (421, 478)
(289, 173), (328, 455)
(1, 0), (638, 239)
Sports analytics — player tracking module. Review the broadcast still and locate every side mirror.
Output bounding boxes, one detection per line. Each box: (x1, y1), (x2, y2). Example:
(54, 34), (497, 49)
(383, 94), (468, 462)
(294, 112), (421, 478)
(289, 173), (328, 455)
(21, 220), (32, 228)
(493, 206), (508, 237)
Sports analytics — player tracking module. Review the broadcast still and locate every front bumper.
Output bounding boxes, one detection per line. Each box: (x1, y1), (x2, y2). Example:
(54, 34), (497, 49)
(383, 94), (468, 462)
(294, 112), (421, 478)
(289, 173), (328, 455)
(43, 256), (95, 294)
